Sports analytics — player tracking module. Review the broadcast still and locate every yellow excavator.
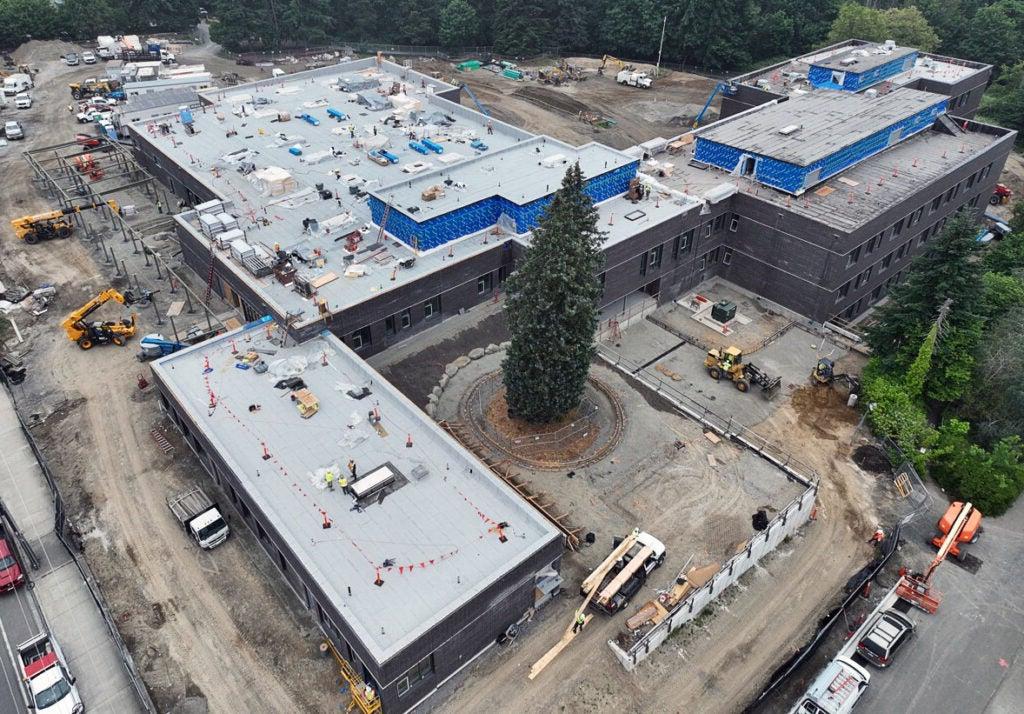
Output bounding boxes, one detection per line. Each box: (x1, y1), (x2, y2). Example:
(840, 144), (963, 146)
(11, 200), (118, 244)
(61, 289), (137, 350)
(598, 55), (630, 76)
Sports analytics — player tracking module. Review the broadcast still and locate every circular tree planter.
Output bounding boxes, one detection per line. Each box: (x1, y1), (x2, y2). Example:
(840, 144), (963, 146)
(459, 370), (625, 470)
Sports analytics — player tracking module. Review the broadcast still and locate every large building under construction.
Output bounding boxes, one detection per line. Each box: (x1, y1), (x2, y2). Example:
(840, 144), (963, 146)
(134, 44), (1015, 712)
(130, 47), (1014, 352)
(150, 319), (561, 712)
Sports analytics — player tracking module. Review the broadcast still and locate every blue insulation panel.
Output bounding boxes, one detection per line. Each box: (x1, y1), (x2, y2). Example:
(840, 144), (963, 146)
(693, 99), (946, 194)
(808, 52), (917, 92)
(369, 162), (638, 250)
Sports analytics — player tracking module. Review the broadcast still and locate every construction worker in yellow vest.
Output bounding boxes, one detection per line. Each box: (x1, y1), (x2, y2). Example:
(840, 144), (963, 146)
(572, 611), (586, 634)
(338, 475), (349, 495)
(325, 470), (335, 491)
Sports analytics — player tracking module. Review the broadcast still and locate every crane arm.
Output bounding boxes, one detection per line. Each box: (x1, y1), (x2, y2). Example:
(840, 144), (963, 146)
(693, 82), (732, 128)
(64, 289), (128, 327)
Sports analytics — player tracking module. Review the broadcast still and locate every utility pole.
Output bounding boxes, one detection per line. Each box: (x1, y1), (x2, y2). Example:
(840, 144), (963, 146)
(655, 16), (667, 78)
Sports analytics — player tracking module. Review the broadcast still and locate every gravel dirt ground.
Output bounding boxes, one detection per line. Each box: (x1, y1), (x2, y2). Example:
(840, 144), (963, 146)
(2, 39), (337, 714)
(425, 364), (874, 714)
(410, 57), (717, 150)
(376, 305), (877, 714)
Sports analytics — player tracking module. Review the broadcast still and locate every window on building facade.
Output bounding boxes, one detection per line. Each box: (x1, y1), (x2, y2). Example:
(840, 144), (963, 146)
(397, 655), (434, 697)
(882, 251), (893, 269)
(385, 315), (396, 336)
(639, 251), (648, 277)
(350, 325), (371, 350)
(424, 295), (441, 320)
(477, 272), (493, 294)
(723, 248), (733, 265)
(892, 218), (904, 237)
(400, 309), (412, 329)
(931, 195), (941, 212)
(649, 245), (663, 269)
(847, 246), (861, 266)
(729, 216), (739, 232)
(837, 281), (850, 302)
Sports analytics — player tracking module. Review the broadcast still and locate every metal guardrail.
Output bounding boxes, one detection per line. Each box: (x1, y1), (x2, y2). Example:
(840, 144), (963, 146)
(1, 379), (157, 713)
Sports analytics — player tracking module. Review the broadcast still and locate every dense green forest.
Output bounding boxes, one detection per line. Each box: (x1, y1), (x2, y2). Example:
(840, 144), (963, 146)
(0, 0), (1021, 76)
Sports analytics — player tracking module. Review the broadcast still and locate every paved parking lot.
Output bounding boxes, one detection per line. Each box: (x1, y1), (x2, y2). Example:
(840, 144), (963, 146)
(856, 490), (1024, 713)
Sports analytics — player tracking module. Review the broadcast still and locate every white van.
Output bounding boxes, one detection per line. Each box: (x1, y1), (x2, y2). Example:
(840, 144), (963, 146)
(789, 656), (870, 714)
(2, 73), (33, 97)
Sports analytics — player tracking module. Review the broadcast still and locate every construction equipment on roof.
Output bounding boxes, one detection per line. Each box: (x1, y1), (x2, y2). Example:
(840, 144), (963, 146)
(61, 288), (137, 350)
(290, 388), (320, 418)
(529, 529), (642, 680)
(896, 501), (980, 614)
(704, 346), (781, 398)
(10, 200), (119, 244)
(811, 357), (860, 393)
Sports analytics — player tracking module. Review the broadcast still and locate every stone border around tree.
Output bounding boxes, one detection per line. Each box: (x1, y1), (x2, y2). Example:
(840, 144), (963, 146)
(425, 341), (509, 418)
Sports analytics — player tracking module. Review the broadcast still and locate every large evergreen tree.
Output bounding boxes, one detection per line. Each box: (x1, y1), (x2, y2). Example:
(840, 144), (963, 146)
(502, 163), (604, 423)
(866, 212), (984, 404)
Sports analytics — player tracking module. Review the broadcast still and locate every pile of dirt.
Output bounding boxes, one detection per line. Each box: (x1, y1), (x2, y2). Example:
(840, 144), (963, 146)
(513, 85), (592, 116)
(12, 39), (79, 65)
(789, 385), (860, 440)
(852, 444), (892, 474)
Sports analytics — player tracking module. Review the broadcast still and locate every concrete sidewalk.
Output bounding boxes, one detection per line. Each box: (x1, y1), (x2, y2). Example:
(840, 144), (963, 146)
(0, 387), (144, 713)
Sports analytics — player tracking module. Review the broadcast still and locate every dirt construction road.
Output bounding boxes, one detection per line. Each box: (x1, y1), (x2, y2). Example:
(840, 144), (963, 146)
(2, 41), (335, 713)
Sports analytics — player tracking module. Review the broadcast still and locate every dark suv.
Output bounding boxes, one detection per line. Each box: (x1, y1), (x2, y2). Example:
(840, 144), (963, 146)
(857, 608), (915, 667)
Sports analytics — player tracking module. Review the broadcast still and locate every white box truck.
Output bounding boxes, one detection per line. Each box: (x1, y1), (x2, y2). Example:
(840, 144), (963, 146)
(3, 73), (33, 97)
(168, 487), (229, 549)
(17, 632), (84, 714)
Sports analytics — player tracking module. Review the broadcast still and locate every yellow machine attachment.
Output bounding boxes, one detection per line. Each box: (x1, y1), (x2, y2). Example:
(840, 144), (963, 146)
(61, 288), (137, 350)
(11, 200), (118, 244)
(705, 346), (782, 398)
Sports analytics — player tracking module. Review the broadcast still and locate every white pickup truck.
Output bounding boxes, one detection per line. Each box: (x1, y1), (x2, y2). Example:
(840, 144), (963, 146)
(168, 487), (229, 549)
(17, 633), (84, 714)
(586, 530), (666, 614)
